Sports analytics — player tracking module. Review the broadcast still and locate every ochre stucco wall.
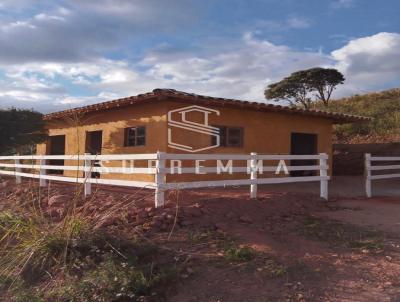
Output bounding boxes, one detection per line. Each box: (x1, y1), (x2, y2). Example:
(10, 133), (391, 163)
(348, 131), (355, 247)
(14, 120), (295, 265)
(37, 98), (333, 183)
(164, 100), (332, 182)
(37, 101), (168, 182)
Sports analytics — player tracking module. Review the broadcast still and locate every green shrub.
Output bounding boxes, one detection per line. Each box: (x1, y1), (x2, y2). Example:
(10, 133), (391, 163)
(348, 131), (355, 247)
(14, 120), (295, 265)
(59, 254), (176, 302)
(224, 246), (256, 262)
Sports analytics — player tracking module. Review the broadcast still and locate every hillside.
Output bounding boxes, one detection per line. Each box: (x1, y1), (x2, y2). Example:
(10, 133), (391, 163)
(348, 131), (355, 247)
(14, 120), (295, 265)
(317, 88), (400, 143)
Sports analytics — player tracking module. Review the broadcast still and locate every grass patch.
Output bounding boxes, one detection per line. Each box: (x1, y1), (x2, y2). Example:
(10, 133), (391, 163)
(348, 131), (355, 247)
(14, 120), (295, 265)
(188, 229), (233, 244)
(184, 230), (287, 280)
(58, 254), (177, 301)
(186, 230), (257, 263)
(12, 288), (42, 302)
(262, 259), (287, 277)
(224, 246), (256, 262)
(0, 189), (181, 301)
(0, 276), (42, 302)
(302, 216), (384, 251)
(0, 210), (97, 281)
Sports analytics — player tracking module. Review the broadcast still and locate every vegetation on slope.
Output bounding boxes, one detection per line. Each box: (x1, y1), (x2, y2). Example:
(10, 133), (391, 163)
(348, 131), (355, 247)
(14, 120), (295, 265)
(316, 88), (400, 143)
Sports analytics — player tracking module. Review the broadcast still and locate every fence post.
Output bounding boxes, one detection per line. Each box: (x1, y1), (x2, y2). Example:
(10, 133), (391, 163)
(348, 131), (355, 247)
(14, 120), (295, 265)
(155, 151), (166, 208)
(84, 153), (92, 196)
(250, 152), (258, 199)
(15, 157), (21, 184)
(365, 153), (372, 198)
(39, 158), (46, 187)
(319, 153), (328, 200)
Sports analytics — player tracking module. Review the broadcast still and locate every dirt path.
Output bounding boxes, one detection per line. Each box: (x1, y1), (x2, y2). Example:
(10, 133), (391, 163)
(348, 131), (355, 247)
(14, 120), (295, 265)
(316, 197), (400, 234)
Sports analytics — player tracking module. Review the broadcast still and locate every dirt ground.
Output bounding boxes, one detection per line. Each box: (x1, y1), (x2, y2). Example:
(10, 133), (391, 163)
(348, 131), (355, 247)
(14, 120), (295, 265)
(167, 190), (400, 302)
(318, 197), (400, 234)
(1, 177), (400, 301)
(266, 175), (400, 198)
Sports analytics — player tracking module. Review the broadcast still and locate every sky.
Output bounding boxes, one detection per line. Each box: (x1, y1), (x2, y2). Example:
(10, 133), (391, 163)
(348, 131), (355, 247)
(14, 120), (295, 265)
(0, 0), (399, 113)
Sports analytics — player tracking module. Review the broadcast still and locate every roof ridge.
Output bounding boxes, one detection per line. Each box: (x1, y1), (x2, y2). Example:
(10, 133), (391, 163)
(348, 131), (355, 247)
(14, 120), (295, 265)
(43, 88), (370, 123)
(150, 88), (369, 119)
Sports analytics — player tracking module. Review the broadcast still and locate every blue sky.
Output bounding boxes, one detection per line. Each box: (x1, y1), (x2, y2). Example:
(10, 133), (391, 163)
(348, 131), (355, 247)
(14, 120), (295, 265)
(0, 0), (399, 112)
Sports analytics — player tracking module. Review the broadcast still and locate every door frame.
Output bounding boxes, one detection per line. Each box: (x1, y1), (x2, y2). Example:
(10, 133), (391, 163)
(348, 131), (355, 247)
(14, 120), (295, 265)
(85, 130), (103, 178)
(47, 134), (66, 175)
(290, 132), (318, 176)
(85, 130), (103, 155)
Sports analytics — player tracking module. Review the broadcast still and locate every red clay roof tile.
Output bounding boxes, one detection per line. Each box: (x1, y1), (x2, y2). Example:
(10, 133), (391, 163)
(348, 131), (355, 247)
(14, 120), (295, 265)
(43, 88), (370, 124)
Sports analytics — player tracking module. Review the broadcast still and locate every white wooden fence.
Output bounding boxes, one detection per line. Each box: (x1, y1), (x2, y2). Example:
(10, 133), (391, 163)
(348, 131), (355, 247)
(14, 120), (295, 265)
(365, 153), (400, 198)
(0, 152), (330, 207)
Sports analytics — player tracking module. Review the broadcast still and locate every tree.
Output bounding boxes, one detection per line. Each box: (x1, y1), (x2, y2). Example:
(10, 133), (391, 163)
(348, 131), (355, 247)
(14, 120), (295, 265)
(265, 67), (345, 109)
(0, 108), (47, 155)
(299, 67), (345, 106)
(265, 75), (312, 109)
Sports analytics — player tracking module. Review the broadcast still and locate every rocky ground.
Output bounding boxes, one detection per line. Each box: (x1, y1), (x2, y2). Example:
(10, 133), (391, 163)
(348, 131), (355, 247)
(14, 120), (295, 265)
(1, 177), (400, 301)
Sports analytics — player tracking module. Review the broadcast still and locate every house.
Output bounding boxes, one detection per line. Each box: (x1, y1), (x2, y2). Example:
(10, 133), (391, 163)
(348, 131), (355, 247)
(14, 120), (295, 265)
(36, 89), (368, 182)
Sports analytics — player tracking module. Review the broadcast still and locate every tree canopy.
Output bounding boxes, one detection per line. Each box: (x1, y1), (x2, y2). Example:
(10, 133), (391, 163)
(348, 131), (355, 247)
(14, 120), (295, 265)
(0, 108), (47, 155)
(265, 67), (345, 109)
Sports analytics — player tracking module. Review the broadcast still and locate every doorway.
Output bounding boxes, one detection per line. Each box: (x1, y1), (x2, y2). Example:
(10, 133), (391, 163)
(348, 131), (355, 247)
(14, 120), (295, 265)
(85, 130), (103, 155)
(85, 131), (103, 178)
(48, 135), (66, 174)
(290, 133), (318, 176)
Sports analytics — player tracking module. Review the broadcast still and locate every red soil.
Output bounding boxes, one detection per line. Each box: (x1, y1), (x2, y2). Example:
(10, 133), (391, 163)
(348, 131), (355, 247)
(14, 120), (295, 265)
(1, 177), (400, 301)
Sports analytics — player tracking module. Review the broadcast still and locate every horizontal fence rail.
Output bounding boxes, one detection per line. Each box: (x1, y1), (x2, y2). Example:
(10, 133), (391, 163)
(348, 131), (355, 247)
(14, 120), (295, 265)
(365, 153), (400, 198)
(0, 152), (330, 207)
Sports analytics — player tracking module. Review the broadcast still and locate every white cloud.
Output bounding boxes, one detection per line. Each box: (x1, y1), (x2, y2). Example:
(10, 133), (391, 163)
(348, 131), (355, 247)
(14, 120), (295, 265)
(254, 16), (312, 32)
(0, 0), (38, 9)
(139, 32), (330, 100)
(0, 31), (330, 110)
(0, 72), (66, 111)
(59, 92), (116, 105)
(0, 25), (399, 111)
(331, 32), (400, 94)
(0, 10), (110, 63)
(331, 0), (355, 9)
(100, 69), (139, 84)
(0, 0), (202, 65)
(332, 32), (400, 73)
(286, 16), (311, 29)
